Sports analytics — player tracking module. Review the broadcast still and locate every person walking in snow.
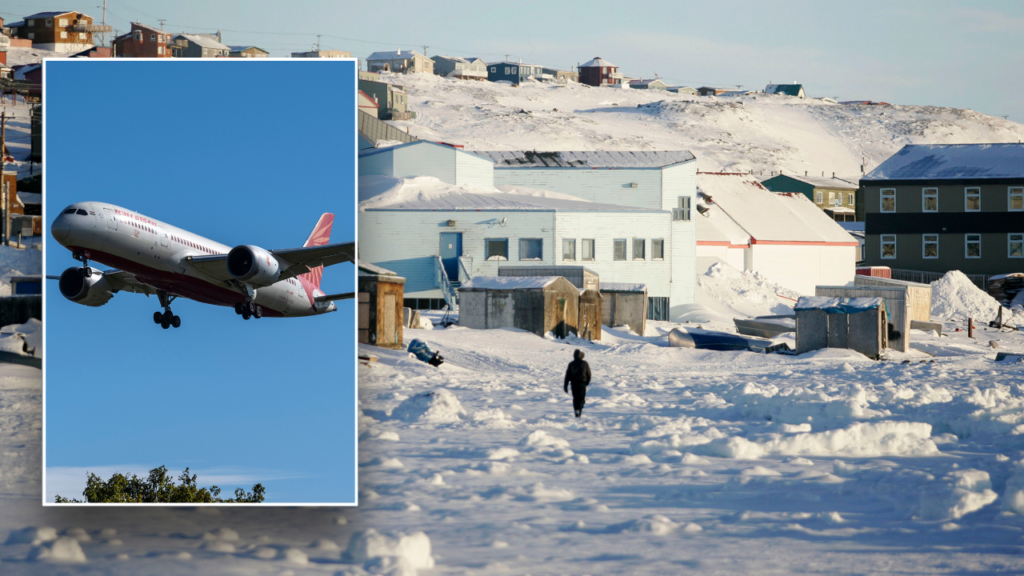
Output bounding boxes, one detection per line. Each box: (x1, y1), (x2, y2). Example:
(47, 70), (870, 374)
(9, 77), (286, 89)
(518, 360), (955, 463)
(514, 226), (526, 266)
(564, 349), (592, 418)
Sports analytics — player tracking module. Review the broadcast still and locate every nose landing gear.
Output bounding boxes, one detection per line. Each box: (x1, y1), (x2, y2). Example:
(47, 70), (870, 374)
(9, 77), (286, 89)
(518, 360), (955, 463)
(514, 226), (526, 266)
(154, 290), (181, 329)
(72, 251), (94, 278)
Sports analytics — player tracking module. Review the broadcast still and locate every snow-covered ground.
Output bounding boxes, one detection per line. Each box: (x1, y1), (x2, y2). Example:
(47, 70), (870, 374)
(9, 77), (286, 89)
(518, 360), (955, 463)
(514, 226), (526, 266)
(383, 73), (1024, 176)
(3, 266), (1024, 573)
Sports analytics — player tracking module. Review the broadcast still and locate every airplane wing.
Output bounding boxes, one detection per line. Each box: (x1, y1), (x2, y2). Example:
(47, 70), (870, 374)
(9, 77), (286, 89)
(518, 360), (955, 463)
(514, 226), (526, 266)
(272, 241), (356, 282)
(314, 291), (355, 303)
(103, 270), (163, 296)
(185, 254), (234, 283)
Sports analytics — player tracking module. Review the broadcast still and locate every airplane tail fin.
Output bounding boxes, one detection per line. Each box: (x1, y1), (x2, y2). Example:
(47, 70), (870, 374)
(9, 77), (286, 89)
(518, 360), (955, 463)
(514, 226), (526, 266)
(301, 213), (334, 289)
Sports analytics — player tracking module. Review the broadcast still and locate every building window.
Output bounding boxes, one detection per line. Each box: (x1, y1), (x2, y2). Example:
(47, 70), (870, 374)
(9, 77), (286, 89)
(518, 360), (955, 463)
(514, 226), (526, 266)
(134, 30), (142, 41)
(158, 46), (164, 55)
(504, 67), (510, 74)
(965, 234), (981, 258)
(923, 188), (938, 212)
(151, 33), (156, 41)
(78, 32), (86, 39)
(923, 234), (939, 259)
(848, 193), (855, 205)
(833, 195), (842, 207)
(485, 238), (508, 261)
(652, 239), (665, 260)
(582, 239), (595, 261)
(519, 238), (542, 260)
(26, 20), (34, 26)
(613, 239), (627, 261)
(562, 238), (576, 261)
(59, 18), (68, 26)
(965, 188), (981, 211)
(46, 19), (53, 27)
(633, 238), (645, 260)
(881, 235), (896, 259)
(60, 31), (68, 39)
(511, 66), (517, 74)
(673, 196), (691, 221)
(1010, 187), (1023, 211)
(881, 188), (896, 212)
(490, 67), (496, 72)
(1010, 234), (1024, 258)
(27, 32), (34, 40)
(816, 191), (823, 204)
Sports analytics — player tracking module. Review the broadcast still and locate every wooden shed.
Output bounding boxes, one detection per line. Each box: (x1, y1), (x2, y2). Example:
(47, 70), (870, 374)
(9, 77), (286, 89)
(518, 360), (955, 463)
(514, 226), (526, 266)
(600, 282), (647, 335)
(498, 265), (599, 292)
(578, 288), (602, 341)
(358, 263), (406, 350)
(458, 276), (579, 338)
(853, 276), (932, 322)
(795, 296), (888, 359)
(815, 286), (908, 352)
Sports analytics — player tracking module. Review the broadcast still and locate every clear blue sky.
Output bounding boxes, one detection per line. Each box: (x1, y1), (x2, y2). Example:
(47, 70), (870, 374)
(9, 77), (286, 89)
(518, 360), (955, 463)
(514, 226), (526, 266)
(44, 60), (358, 504)
(2, 0), (1022, 121)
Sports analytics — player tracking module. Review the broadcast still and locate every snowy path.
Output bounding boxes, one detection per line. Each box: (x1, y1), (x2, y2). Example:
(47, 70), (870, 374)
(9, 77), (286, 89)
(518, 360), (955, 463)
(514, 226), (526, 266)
(4, 321), (1024, 573)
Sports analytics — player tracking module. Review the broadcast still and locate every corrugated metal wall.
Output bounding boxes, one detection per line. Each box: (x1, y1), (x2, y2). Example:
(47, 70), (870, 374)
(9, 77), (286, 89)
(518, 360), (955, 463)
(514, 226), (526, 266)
(455, 152), (495, 187)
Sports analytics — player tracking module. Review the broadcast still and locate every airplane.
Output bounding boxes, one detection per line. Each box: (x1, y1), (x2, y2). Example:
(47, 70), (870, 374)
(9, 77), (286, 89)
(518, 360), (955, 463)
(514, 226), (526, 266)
(50, 202), (355, 329)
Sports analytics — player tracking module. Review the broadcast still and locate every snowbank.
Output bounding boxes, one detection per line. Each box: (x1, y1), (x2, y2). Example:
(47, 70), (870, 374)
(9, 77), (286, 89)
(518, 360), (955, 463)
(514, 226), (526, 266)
(391, 389), (466, 423)
(696, 259), (801, 318)
(344, 529), (434, 574)
(931, 270), (1004, 321)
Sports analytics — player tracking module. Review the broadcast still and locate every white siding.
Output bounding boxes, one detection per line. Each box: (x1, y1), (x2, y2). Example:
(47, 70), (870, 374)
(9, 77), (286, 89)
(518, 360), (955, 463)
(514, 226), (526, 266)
(660, 162), (697, 211)
(663, 163), (698, 314)
(492, 168), (664, 209)
(726, 247), (747, 271)
(749, 244), (857, 295)
(358, 150), (394, 178)
(393, 144), (457, 183)
(455, 152), (495, 187)
(555, 212), (672, 299)
(359, 209), (556, 297)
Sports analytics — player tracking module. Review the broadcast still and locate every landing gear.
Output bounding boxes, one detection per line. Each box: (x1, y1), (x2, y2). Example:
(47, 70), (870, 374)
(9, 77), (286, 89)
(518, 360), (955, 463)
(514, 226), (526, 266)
(73, 251), (93, 278)
(155, 290), (181, 329)
(234, 287), (263, 321)
(253, 304), (263, 319)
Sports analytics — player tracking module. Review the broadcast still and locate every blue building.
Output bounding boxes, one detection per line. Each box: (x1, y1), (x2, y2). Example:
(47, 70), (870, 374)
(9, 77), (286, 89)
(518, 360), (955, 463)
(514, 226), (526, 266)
(486, 61), (545, 86)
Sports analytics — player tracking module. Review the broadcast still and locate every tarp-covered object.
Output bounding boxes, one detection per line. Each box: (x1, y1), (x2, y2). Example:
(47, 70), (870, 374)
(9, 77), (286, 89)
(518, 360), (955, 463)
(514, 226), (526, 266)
(668, 328), (778, 352)
(408, 339), (444, 366)
(795, 296), (884, 314)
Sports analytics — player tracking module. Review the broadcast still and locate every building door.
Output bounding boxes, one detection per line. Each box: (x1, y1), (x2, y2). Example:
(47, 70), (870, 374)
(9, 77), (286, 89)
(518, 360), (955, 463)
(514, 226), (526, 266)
(439, 232), (462, 281)
(383, 293), (398, 345)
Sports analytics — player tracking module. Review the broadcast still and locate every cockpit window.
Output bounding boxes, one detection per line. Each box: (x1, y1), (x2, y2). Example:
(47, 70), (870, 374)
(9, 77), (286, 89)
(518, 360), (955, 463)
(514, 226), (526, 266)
(63, 208), (76, 214)
(76, 209), (88, 215)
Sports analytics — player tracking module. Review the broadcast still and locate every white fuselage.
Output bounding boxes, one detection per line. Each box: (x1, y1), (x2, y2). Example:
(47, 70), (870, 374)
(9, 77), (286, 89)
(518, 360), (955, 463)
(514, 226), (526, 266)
(51, 202), (336, 317)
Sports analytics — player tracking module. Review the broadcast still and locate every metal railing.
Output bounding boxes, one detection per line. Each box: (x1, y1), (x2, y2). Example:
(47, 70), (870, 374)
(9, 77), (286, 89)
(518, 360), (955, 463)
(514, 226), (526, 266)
(890, 268), (988, 290)
(458, 256), (473, 284)
(436, 256), (459, 313)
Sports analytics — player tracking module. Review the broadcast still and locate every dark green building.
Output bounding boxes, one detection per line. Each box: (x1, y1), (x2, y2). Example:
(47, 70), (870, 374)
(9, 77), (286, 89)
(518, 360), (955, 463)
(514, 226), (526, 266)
(860, 143), (1024, 278)
(760, 174), (858, 221)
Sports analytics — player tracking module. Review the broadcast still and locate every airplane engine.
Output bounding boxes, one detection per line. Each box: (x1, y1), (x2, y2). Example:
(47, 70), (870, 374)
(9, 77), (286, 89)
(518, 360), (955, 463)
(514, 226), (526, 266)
(58, 267), (114, 307)
(227, 245), (281, 285)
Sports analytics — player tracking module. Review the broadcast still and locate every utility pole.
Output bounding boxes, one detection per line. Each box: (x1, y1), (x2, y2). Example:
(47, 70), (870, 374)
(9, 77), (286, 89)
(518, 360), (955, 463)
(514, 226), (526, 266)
(316, 34), (322, 51)
(421, 45), (429, 57)
(100, 0), (107, 46)
(158, 19), (166, 30)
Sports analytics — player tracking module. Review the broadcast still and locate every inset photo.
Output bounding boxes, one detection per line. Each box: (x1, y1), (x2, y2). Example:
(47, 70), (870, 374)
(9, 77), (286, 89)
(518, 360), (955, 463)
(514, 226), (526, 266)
(43, 58), (358, 505)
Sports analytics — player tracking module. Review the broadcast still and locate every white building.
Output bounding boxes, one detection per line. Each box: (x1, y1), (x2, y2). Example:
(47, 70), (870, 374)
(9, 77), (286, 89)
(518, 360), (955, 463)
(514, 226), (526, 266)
(358, 178), (672, 313)
(474, 151), (697, 319)
(359, 142), (493, 188)
(695, 173), (858, 295)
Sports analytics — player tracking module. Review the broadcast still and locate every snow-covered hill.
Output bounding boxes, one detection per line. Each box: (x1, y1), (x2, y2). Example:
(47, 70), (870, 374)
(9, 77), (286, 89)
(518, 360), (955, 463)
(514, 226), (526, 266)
(384, 73), (1024, 177)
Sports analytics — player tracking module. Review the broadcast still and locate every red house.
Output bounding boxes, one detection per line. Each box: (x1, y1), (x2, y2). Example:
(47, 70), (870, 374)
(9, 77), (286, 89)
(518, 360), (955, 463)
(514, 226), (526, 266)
(579, 57), (622, 87)
(113, 22), (173, 58)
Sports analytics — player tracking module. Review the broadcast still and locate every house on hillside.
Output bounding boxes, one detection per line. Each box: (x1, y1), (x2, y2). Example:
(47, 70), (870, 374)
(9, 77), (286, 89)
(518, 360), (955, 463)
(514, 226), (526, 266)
(668, 86), (697, 95)
(358, 90), (379, 115)
(8, 11), (109, 53)
(367, 50), (433, 74)
(629, 78), (668, 90)
(695, 172), (858, 295)
(487, 61), (545, 85)
(476, 150), (698, 318)
(171, 33), (229, 58)
(542, 68), (578, 83)
(578, 57), (622, 86)
(358, 76), (415, 121)
(113, 22), (172, 58)
(431, 55), (487, 80)
(12, 63), (40, 97)
(697, 87), (731, 96)
(765, 83), (806, 98)
(761, 174), (859, 221)
(291, 49), (350, 58)
(229, 46), (269, 58)
(860, 143), (1024, 279)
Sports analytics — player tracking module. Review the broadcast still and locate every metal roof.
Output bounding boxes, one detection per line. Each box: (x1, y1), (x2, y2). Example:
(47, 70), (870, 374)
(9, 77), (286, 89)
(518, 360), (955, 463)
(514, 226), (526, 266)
(580, 57), (616, 68)
(24, 11), (74, 19)
(475, 150), (695, 168)
(176, 33), (229, 51)
(864, 143), (1024, 181)
(368, 50), (426, 61)
(765, 84), (804, 96)
(364, 191), (663, 213)
(766, 174), (859, 190)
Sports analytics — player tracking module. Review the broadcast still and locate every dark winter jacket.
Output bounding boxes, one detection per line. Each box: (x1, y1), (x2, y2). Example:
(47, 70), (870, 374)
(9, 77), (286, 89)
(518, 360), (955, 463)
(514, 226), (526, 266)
(564, 350), (592, 393)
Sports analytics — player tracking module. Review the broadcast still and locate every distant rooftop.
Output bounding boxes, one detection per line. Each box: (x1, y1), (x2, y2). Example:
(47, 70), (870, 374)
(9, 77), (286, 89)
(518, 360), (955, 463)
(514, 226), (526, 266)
(176, 33), (229, 51)
(476, 150), (695, 168)
(580, 57), (616, 68)
(767, 174), (859, 190)
(864, 143), (1024, 181)
(364, 190), (663, 213)
(368, 50), (425, 61)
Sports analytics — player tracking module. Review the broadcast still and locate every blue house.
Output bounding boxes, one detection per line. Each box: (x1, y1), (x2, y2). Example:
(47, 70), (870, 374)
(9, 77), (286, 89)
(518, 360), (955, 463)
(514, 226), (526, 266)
(486, 61), (545, 85)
